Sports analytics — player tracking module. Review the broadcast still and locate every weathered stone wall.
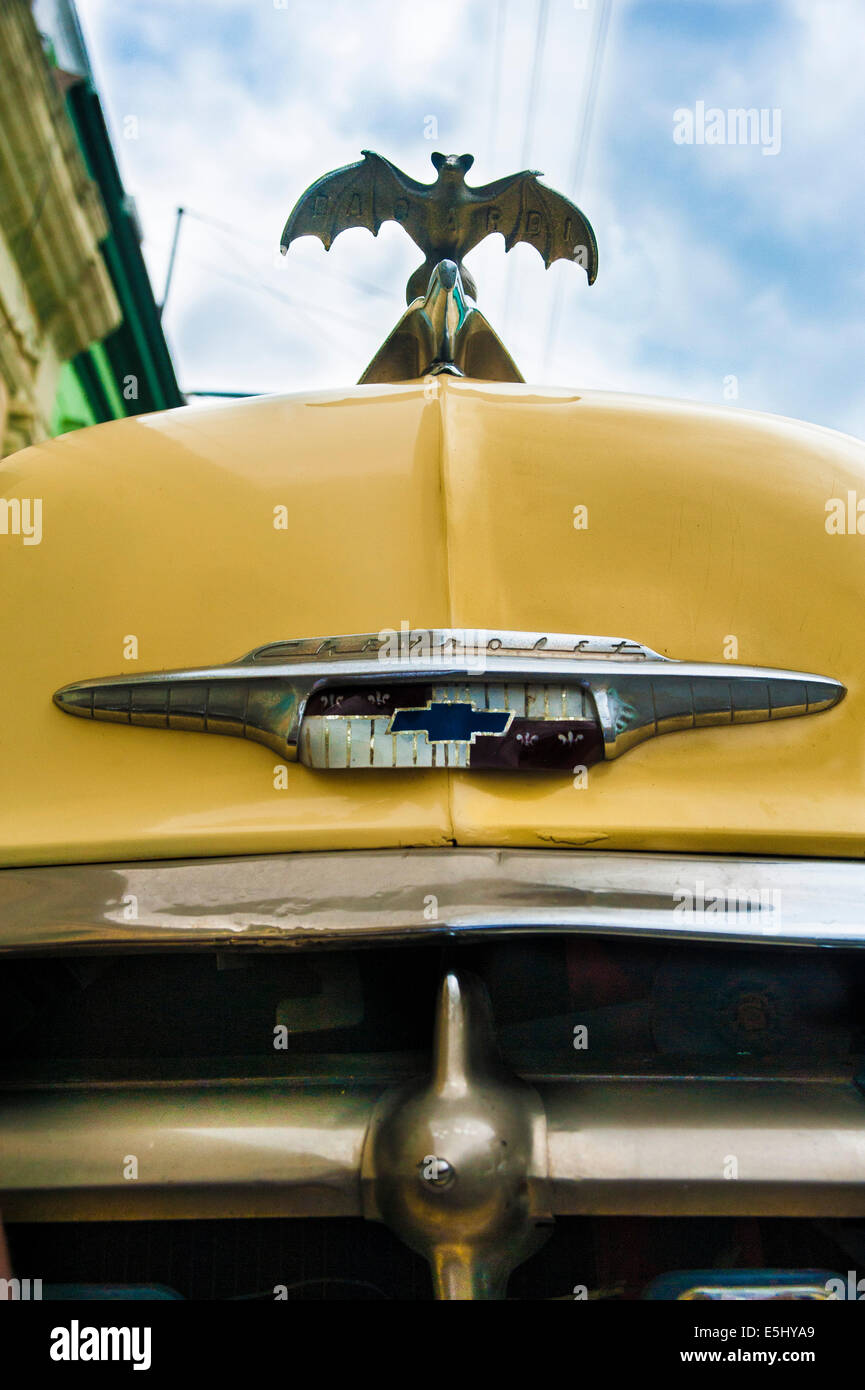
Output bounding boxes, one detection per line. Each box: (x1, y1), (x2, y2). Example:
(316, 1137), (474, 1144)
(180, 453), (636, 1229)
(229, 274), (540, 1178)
(0, 0), (120, 455)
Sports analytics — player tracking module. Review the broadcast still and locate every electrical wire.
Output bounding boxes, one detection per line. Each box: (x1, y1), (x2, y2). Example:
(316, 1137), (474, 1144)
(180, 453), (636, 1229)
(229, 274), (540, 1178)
(180, 206), (393, 300)
(150, 227), (377, 347)
(487, 0), (508, 166)
(197, 223), (381, 341)
(520, 0), (551, 169)
(503, 0), (551, 334)
(542, 0), (612, 373)
(149, 234), (365, 395)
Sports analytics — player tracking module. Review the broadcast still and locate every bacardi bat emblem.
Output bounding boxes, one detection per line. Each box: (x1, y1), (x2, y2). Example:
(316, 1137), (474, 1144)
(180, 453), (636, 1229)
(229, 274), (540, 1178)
(280, 150), (598, 303)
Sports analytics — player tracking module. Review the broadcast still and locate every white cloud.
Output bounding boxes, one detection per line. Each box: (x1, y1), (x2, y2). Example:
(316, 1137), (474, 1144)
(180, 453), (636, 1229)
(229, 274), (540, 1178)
(74, 0), (865, 435)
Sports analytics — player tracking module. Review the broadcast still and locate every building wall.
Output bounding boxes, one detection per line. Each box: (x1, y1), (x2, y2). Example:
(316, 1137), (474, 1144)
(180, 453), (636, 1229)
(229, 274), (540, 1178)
(0, 0), (121, 455)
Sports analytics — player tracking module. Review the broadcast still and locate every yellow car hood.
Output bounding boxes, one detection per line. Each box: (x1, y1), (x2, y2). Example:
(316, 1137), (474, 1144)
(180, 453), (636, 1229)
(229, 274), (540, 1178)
(1, 377), (863, 866)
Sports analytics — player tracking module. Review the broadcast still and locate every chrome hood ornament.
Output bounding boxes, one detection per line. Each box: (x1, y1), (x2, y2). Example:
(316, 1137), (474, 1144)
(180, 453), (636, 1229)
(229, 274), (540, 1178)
(280, 150), (597, 382)
(359, 259), (523, 384)
(54, 630), (844, 774)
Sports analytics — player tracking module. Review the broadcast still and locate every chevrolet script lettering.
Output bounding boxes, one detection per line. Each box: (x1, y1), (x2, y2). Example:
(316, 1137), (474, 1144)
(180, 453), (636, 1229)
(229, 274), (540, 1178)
(53, 630), (845, 774)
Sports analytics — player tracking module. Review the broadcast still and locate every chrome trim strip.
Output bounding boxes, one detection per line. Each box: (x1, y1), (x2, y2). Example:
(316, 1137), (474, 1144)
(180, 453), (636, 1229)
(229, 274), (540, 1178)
(543, 1079), (865, 1217)
(53, 630), (845, 765)
(2, 848), (865, 952)
(2, 1077), (864, 1222)
(0, 1084), (374, 1221)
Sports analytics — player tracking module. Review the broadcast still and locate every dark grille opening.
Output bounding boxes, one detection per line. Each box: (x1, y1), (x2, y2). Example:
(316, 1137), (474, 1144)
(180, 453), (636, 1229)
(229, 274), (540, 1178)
(6, 1216), (861, 1301)
(1, 936), (862, 1084)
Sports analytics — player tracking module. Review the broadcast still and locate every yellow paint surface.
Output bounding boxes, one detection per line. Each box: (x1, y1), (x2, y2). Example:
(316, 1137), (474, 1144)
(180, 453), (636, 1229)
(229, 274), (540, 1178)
(1, 378), (863, 865)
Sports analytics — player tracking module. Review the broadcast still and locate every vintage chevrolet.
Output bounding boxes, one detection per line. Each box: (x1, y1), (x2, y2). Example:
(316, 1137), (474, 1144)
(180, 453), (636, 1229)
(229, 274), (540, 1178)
(1, 151), (864, 1301)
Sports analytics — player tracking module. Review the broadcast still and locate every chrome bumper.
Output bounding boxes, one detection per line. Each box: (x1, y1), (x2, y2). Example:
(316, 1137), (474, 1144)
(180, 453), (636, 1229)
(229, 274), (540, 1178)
(3, 1075), (865, 1224)
(1, 847), (865, 952)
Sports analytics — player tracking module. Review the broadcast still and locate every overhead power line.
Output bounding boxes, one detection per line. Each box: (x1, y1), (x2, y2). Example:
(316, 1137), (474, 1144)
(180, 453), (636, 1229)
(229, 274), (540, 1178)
(159, 205), (185, 318)
(487, 0), (508, 166)
(181, 206), (393, 300)
(521, 0), (551, 168)
(503, 0), (551, 334)
(542, 0), (612, 372)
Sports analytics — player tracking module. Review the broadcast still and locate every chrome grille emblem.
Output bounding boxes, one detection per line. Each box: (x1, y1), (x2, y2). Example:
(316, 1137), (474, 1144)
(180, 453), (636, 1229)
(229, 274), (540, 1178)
(54, 629), (845, 774)
(299, 681), (601, 769)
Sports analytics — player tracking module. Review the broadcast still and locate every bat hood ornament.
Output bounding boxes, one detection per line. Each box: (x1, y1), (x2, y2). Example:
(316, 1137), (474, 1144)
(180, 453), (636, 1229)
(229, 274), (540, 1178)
(280, 149), (598, 383)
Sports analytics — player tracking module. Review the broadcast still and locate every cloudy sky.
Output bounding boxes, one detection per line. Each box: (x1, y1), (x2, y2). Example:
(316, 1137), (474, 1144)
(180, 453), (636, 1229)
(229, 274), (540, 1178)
(71, 0), (865, 437)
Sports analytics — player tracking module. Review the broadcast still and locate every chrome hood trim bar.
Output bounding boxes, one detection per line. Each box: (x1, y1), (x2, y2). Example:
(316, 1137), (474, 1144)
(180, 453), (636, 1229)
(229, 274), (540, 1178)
(53, 629), (845, 769)
(2, 848), (865, 953)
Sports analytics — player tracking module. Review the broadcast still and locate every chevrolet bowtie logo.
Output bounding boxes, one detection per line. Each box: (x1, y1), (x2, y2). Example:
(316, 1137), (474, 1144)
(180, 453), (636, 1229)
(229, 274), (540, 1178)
(389, 702), (512, 743)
